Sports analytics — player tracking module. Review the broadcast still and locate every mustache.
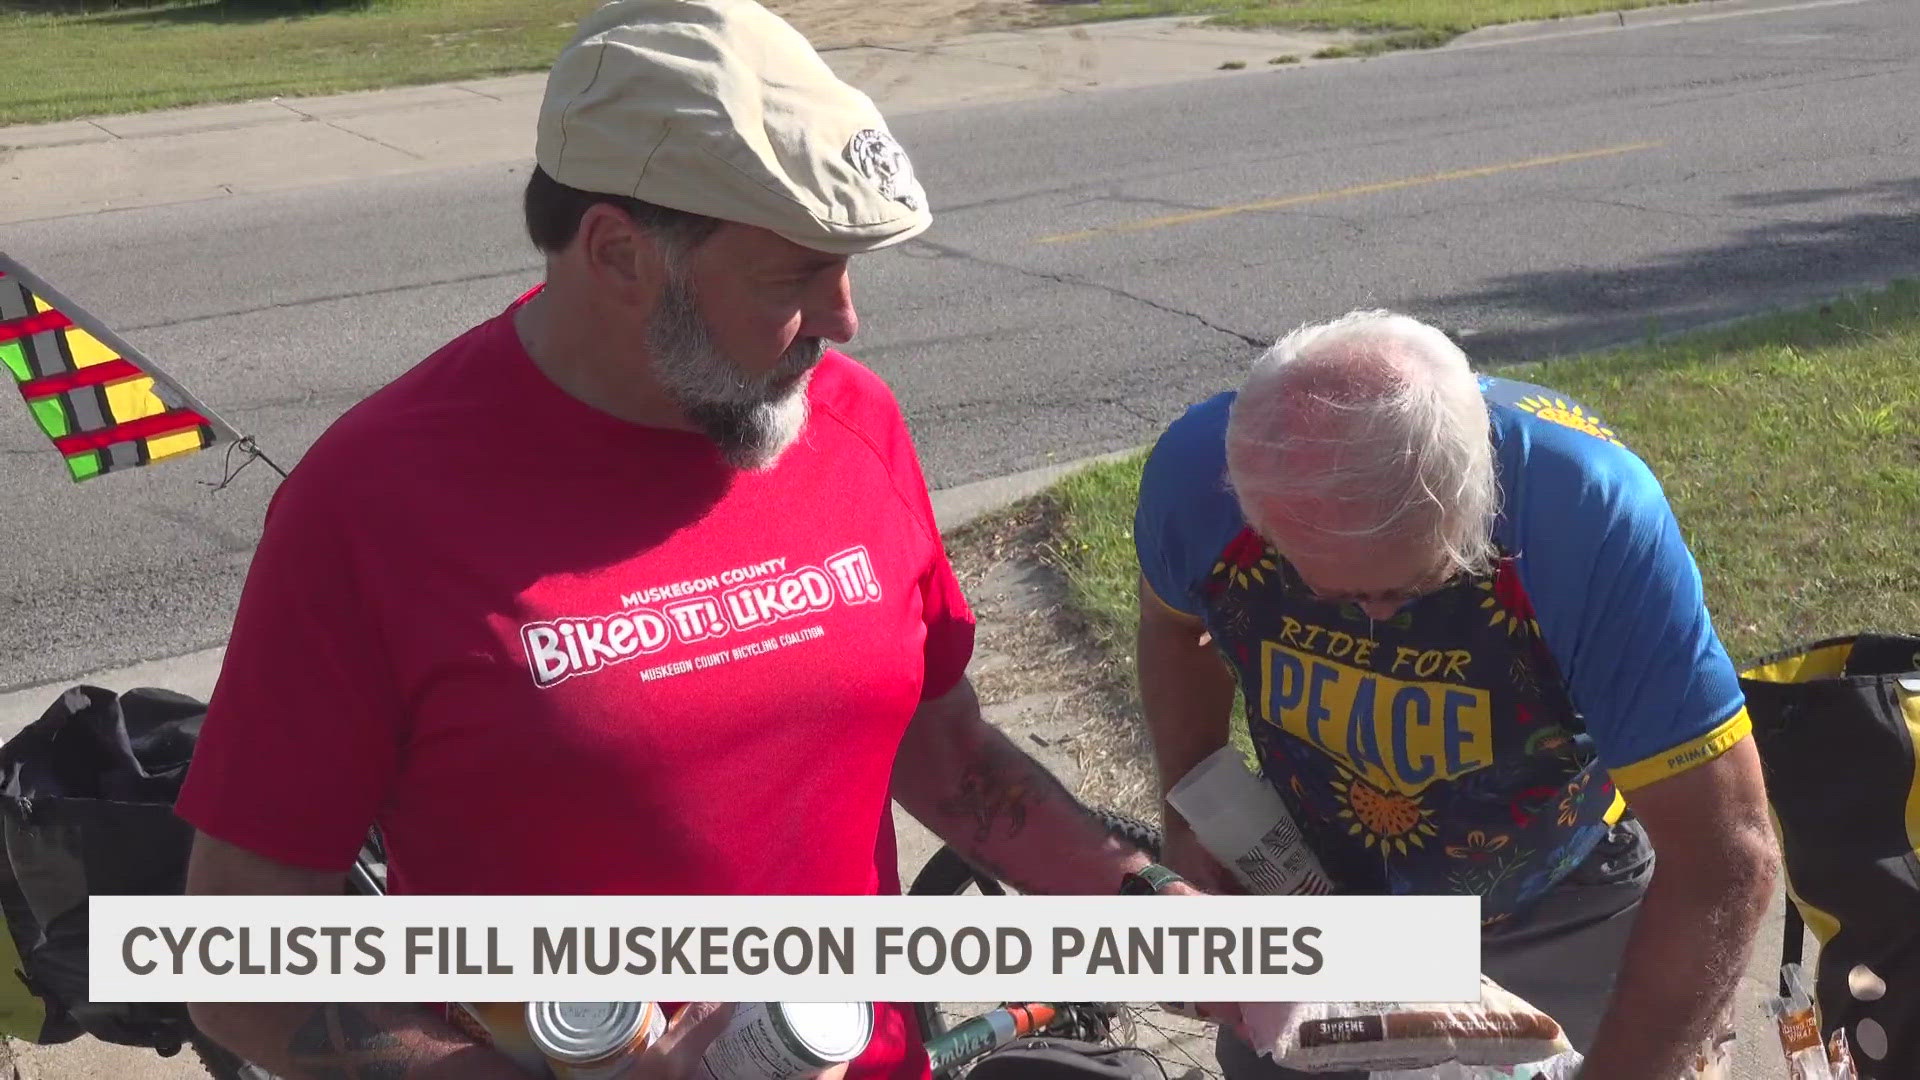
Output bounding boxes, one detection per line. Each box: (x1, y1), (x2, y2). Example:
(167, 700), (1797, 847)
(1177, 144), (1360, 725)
(754, 337), (823, 394)
(777, 336), (824, 374)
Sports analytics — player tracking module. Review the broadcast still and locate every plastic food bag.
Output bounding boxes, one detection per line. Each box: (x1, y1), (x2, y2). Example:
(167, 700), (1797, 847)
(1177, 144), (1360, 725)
(1678, 997), (1738, 1080)
(1770, 963), (1833, 1080)
(1825, 1028), (1858, 1080)
(1369, 1027), (1732, 1080)
(1371, 1050), (1582, 1079)
(1367, 999), (1733, 1080)
(1243, 975), (1572, 1073)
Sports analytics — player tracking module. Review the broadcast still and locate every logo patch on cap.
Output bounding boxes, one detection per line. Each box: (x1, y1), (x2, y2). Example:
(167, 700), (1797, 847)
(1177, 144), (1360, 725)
(845, 129), (923, 212)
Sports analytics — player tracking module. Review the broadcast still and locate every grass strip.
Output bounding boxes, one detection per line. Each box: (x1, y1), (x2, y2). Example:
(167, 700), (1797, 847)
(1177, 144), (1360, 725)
(0, 0), (599, 125)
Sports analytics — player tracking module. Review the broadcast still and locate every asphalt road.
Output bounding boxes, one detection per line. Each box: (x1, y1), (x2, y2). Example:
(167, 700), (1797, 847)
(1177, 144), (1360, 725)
(2, 0), (1916, 691)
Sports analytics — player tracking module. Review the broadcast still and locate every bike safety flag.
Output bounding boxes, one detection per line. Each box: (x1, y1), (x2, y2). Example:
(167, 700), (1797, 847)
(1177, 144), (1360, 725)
(0, 251), (239, 483)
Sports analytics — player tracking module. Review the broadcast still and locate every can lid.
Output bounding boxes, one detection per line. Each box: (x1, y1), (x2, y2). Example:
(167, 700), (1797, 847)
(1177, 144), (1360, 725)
(527, 1001), (646, 1063)
(773, 1002), (873, 1063)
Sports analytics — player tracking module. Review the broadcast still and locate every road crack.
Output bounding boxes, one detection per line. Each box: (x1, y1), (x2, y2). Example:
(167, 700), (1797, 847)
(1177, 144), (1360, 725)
(120, 265), (540, 333)
(1566, 195), (1778, 224)
(852, 42), (1040, 77)
(1106, 398), (1161, 425)
(272, 99), (425, 160)
(904, 239), (1268, 348)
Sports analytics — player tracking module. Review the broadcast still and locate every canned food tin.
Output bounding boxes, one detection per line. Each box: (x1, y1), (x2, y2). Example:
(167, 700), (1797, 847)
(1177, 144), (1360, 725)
(445, 1002), (550, 1076)
(699, 1002), (874, 1080)
(527, 1001), (669, 1080)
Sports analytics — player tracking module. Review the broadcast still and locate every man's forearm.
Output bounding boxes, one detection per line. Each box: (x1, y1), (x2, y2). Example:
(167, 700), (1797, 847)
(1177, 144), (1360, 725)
(1135, 580), (1239, 807)
(191, 1001), (533, 1080)
(1576, 831), (1776, 1079)
(893, 680), (1152, 895)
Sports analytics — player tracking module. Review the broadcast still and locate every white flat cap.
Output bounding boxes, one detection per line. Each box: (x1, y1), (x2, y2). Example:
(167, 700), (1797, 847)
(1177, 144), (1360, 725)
(536, 0), (932, 255)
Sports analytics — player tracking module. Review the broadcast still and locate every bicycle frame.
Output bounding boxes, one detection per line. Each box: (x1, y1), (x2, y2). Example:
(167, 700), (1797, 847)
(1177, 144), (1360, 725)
(348, 831), (386, 895)
(924, 1002), (1128, 1076)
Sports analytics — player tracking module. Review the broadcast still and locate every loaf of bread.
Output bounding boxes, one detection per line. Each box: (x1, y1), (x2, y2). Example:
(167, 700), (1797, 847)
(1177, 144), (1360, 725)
(1298, 1002), (1562, 1049)
(1245, 975), (1573, 1072)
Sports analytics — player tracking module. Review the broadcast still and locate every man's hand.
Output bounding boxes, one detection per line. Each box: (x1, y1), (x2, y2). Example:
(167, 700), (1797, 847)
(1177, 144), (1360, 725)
(648, 1003), (734, 1080)
(1576, 737), (1778, 1080)
(185, 832), (532, 1080)
(653, 1004), (836, 1080)
(1133, 870), (1249, 1040)
(187, 828), (826, 1080)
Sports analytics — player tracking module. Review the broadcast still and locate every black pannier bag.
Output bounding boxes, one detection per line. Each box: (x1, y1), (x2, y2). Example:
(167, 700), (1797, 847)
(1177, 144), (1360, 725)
(0, 684), (206, 1053)
(1740, 633), (1920, 1078)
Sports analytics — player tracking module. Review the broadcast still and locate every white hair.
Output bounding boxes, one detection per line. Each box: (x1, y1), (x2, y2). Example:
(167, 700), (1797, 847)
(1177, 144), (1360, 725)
(1224, 309), (1499, 577)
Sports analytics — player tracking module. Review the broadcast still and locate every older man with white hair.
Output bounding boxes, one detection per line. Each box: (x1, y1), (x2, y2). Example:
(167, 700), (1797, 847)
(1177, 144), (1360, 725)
(1133, 310), (1778, 1079)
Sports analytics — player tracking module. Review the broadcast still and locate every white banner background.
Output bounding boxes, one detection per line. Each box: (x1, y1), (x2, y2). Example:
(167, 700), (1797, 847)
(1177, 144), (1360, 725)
(92, 894), (1480, 1003)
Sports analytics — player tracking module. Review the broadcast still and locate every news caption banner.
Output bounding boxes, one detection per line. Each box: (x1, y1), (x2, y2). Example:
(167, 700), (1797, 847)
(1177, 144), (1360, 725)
(95, 896), (1480, 1003)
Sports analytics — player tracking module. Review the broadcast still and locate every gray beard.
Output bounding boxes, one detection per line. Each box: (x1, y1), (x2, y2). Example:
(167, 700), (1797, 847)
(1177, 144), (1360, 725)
(647, 273), (823, 472)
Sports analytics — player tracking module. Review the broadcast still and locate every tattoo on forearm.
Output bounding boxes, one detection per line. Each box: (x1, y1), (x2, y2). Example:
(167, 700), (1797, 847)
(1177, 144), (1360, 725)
(937, 745), (1071, 844)
(287, 1004), (413, 1080)
(936, 781), (1128, 896)
(928, 730), (1127, 894)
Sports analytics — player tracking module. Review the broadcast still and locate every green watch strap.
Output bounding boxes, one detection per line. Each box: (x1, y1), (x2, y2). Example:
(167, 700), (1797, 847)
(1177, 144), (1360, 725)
(1120, 862), (1187, 895)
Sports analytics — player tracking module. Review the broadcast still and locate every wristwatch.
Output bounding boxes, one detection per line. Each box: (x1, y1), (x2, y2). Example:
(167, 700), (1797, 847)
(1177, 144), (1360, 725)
(1119, 862), (1188, 895)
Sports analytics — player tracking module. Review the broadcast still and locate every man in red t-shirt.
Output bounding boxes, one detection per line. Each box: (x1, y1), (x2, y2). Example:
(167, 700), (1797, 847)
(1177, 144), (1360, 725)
(177, 3), (1197, 1079)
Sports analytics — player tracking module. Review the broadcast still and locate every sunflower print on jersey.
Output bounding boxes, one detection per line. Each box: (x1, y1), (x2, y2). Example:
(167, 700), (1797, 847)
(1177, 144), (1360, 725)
(1332, 765), (1440, 856)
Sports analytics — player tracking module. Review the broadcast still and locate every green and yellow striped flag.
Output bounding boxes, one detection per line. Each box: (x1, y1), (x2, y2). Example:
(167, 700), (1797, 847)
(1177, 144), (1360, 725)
(1, 252), (240, 482)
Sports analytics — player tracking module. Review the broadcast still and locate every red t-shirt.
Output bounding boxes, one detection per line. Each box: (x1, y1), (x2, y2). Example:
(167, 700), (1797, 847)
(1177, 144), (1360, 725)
(174, 288), (975, 1080)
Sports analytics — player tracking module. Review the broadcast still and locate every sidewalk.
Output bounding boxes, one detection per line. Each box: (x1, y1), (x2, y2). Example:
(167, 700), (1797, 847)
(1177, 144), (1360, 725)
(0, 16), (1358, 228)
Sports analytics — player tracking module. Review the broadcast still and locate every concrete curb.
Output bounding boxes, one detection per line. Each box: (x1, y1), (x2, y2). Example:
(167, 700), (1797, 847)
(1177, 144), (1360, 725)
(1446, 0), (1876, 49)
(0, 646), (228, 737)
(929, 446), (1144, 533)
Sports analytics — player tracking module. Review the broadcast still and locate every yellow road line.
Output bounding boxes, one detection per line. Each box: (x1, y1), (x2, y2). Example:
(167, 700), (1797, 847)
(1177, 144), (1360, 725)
(1037, 140), (1665, 244)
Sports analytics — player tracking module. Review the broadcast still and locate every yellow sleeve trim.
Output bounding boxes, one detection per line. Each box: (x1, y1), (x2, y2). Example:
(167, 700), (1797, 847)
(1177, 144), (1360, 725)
(1608, 706), (1753, 792)
(1139, 574), (1204, 624)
